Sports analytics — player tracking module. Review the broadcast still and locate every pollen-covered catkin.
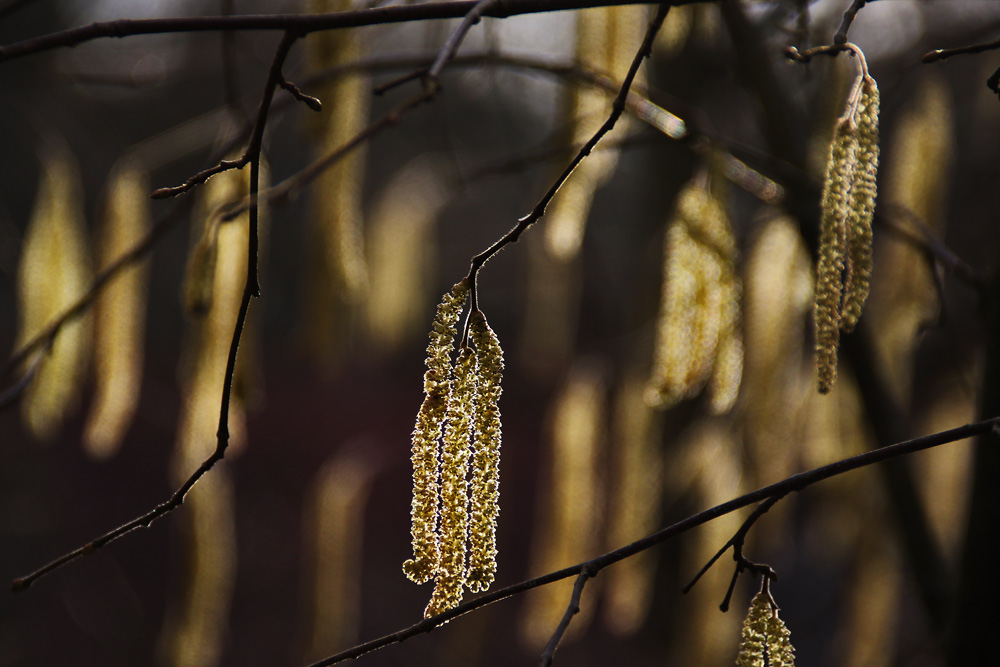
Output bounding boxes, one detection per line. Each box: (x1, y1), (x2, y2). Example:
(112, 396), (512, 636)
(814, 68), (879, 394)
(466, 310), (504, 593)
(424, 345), (477, 617)
(737, 591), (795, 667)
(841, 77), (879, 332)
(403, 281), (469, 584)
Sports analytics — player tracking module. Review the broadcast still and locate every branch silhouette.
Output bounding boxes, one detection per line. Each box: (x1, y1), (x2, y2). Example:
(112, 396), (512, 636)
(304, 414), (1000, 667)
(0, 0), (708, 63)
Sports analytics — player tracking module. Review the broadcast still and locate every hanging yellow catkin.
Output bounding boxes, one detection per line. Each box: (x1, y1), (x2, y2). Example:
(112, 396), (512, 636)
(646, 180), (742, 412)
(737, 590), (795, 667)
(814, 58), (879, 394)
(466, 310), (504, 594)
(16, 145), (91, 442)
(403, 281), (469, 585)
(424, 345), (477, 617)
(84, 157), (150, 458)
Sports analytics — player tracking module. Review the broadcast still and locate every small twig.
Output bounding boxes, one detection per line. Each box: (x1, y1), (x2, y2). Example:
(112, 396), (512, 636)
(834, 0), (872, 45)
(425, 0), (499, 85)
(539, 566), (596, 667)
(10, 31), (300, 592)
(682, 495), (782, 611)
(923, 36), (1000, 63)
(150, 157), (248, 199)
(279, 77), (323, 111)
(304, 414), (1000, 667)
(462, 3), (670, 318)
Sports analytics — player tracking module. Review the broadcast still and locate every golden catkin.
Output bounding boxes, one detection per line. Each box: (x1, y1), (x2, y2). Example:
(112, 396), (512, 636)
(424, 346), (478, 617)
(16, 146), (91, 442)
(841, 78), (879, 332)
(466, 311), (504, 593)
(84, 157), (150, 457)
(737, 591), (795, 667)
(814, 69), (880, 394)
(647, 181), (742, 411)
(403, 281), (469, 585)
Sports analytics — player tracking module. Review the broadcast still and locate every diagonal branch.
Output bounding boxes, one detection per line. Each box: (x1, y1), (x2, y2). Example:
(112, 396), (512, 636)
(304, 414), (1000, 667)
(10, 31), (300, 593)
(463, 3), (670, 315)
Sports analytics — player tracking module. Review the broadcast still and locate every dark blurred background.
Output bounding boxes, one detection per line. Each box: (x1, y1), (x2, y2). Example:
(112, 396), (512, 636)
(3, 1), (1000, 666)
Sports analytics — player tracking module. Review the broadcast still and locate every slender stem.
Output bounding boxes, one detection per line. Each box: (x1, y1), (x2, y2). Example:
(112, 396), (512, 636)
(462, 3), (670, 317)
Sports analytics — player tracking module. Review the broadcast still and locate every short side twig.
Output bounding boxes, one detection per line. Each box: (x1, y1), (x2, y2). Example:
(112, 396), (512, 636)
(923, 36), (1000, 63)
(539, 566), (596, 667)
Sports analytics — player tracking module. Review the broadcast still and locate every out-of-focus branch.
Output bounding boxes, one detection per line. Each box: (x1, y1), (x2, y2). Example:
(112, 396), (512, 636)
(0, 0), (710, 63)
(306, 415), (1000, 667)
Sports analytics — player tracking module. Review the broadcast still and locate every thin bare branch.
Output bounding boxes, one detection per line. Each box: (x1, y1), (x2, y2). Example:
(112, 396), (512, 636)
(279, 77), (323, 112)
(150, 157), (248, 199)
(463, 3), (670, 314)
(10, 31), (300, 592)
(304, 414), (1000, 666)
(923, 35), (1000, 63)
(0, 0), (708, 64)
(539, 566), (595, 667)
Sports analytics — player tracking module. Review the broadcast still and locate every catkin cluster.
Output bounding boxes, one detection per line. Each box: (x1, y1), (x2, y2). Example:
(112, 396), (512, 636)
(736, 591), (796, 667)
(647, 181), (743, 414)
(403, 283), (505, 618)
(815, 71), (879, 393)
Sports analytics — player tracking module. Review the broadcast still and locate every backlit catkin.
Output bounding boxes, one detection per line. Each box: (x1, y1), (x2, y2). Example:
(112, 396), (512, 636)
(815, 65), (879, 394)
(647, 181), (742, 413)
(736, 590), (795, 667)
(466, 311), (504, 594)
(403, 287), (505, 618)
(403, 281), (469, 585)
